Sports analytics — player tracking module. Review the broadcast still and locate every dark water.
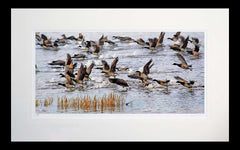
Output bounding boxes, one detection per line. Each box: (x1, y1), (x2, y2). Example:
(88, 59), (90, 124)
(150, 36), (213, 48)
(35, 32), (205, 114)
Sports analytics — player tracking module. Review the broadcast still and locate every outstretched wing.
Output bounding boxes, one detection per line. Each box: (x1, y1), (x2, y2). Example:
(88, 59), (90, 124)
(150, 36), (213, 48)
(194, 44), (200, 52)
(158, 32), (165, 44)
(101, 60), (110, 71)
(93, 45), (100, 53)
(181, 36), (189, 49)
(174, 76), (187, 82)
(65, 53), (72, 65)
(143, 59), (153, 75)
(110, 57), (119, 73)
(77, 63), (86, 81)
(192, 37), (199, 44)
(41, 34), (48, 41)
(86, 62), (95, 75)
(176, 53), (188, 66)
(174, 32), (181, 37)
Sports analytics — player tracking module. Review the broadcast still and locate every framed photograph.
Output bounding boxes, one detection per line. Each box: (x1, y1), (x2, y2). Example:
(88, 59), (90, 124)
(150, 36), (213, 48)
(11, 8), (229, 141)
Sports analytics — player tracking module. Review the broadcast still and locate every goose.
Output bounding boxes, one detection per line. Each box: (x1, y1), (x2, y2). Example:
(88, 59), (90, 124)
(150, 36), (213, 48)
(169, 36), (189, 51)
(112, 36), (133, 42)
(173, 53), (192, 70)
(87, 44), (102, 55)
(174, 76), (195, 88)
(48, 60), (65, 66)
(58, 74), (75, 88)
(109, 78), (129, 87)
(71, 53), (86, 58)
(127, 59), (154, 80)
(55, 34), (67, 43)
(186, 44), (200, 56)
(77, 33), (84, 41)
(134, 38), (147, 46)
(41, 41), (58, 49)
(99, 35), (108, 45)
(144, 38), (158, 50)
(153, 79), (170, 86)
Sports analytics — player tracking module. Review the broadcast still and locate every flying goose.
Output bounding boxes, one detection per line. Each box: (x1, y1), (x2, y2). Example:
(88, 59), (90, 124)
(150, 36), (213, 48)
(112, 36), (133, 41)
(104, 57), (119, 77)
(71, 53), (86, 58)
(174, 76), (195, 88)
(186, 44), (200, 56)
(173, 53), (192, 70)
(48, 60), (65, 66)
(58, 74), (75, 88)
(134, 38), (147, 46)
(109, 78), (129, 87)
(128, 59), (154, 80)
(153, 79), (170, 86)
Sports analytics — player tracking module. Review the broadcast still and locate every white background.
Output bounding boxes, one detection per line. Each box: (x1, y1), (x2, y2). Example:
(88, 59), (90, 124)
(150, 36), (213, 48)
(11, 9), (229, 141)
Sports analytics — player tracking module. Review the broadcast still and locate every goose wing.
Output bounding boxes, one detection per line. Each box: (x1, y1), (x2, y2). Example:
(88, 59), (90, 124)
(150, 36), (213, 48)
(176, 53), (188, 66)
(110, 57), (119, 73)
(174, 76), (187, 82)
(138, 38), (145, 43)
(181, 36), (189, 49)
(86, 62), (95, 75)
(93, 45), (100, 53)
(41, 34), (48, 41)
(77, 63), (86, 81)
(143, 59), (153, 75)
(158, 32), (165, 44)
(65, 53), (72, 65)
(101, 60), (110, 71)
(174, 32), (181, 37)
(192, 37), (199, 44)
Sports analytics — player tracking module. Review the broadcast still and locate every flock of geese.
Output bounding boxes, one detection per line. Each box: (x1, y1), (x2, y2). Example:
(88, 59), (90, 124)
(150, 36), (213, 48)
(35, 31), (202, 91)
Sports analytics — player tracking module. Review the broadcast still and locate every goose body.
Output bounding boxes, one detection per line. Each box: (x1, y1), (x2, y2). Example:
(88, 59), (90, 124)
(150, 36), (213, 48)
(109, 78), (129, 87)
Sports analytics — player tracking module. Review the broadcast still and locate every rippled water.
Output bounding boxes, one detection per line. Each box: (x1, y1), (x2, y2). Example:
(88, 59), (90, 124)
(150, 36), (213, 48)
(35, 32), (205, 114)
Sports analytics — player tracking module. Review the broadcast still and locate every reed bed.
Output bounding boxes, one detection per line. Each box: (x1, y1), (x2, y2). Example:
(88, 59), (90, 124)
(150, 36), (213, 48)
(57, 92), (125, 112)
(36, 92), (125, 113)
(35, 97), (53, 107)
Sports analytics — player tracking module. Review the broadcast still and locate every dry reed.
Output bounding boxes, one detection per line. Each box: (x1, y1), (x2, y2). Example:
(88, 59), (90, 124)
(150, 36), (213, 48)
(36, 92), (124, 113)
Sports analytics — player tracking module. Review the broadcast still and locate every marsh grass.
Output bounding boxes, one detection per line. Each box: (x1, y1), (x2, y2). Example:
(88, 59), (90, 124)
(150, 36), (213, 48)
(35, 97), (53, 107)
(36, 92), (125, 113)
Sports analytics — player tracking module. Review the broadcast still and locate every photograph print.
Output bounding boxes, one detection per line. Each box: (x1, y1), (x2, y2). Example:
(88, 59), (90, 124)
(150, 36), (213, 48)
(35, 31), (205, 114)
